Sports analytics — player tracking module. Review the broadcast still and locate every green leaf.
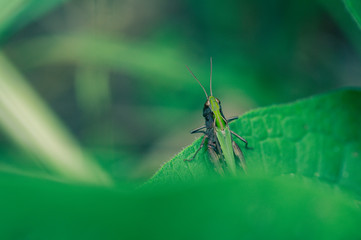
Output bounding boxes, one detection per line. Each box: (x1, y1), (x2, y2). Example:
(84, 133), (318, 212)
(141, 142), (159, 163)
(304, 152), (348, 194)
(149, 89), (361, 197)
(0, 171), (360, 240)
(344, 0), (361, 30)
(0, 0), (68, 43)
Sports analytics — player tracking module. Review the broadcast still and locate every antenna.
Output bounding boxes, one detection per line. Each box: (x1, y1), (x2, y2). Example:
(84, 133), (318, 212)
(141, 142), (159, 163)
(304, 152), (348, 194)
(186, 65), (208, 99)
(210, 57), (213, 96)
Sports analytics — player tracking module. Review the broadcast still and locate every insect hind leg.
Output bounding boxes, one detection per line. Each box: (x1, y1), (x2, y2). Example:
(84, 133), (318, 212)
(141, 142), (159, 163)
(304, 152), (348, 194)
(232, 141), (247, 174)
(184, 135), (207, 161)
(231, 130), (252, 149)
(208, 147), (224, 175)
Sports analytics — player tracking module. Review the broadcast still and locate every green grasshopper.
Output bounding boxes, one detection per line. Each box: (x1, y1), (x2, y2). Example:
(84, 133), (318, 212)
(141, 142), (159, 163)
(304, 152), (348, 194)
(185, 58), (250, 175)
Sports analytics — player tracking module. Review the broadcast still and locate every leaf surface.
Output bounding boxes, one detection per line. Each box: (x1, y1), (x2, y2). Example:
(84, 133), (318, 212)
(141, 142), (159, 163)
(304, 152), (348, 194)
(149, 89), (361, 197)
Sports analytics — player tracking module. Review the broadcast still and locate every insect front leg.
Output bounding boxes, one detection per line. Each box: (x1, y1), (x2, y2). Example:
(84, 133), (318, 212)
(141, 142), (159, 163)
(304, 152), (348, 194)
(190, 125), (206, 134)
(208, 146), (224, 175)
(184, 135), (207, 161)
(227, 116), (238, 123)
(232, 141), (247, 174)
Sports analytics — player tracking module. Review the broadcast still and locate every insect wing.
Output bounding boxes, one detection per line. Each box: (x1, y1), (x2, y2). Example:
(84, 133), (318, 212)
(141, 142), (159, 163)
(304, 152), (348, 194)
(216, 127), (237, 175)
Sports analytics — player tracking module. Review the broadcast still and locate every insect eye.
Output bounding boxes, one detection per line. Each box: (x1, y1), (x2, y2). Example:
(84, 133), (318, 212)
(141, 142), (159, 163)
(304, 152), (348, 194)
(216, 98), (221, 104)
(205, 100), (210, 106)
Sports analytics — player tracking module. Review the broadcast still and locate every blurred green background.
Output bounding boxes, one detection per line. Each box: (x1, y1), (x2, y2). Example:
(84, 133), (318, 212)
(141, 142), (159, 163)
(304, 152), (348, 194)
(0, 0), (361, 183)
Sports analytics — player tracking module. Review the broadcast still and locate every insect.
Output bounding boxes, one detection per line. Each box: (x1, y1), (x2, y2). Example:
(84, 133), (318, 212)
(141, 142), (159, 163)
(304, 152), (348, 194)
(184, 58), (250, 175)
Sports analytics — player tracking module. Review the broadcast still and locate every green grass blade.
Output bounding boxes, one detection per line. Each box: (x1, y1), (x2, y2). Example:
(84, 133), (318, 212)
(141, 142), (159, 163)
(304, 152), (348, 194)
(0, 53), (112, 185)
(5, 34), (192, 87)
(0, 0), (68, 43)
(344, 0), (361, 30)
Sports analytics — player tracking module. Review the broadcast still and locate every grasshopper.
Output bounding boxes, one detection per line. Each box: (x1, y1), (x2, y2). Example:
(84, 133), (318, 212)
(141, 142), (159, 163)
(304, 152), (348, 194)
(185, 58), (250, 175)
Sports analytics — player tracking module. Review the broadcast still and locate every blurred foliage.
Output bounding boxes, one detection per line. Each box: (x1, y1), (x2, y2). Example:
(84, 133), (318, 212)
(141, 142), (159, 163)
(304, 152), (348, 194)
(1, 172), (361, 240)
(0, 0), (68, 44)
(0, 53), (111, 184)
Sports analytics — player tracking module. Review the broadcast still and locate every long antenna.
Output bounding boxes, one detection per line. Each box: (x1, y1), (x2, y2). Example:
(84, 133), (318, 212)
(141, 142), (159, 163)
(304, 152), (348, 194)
(210, 57), (213, 96)
(186, 65), (208, 99)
